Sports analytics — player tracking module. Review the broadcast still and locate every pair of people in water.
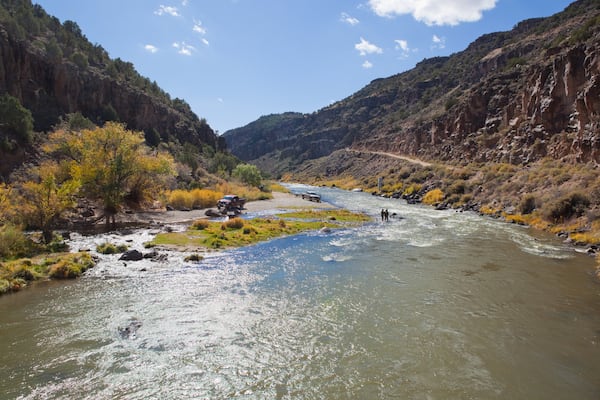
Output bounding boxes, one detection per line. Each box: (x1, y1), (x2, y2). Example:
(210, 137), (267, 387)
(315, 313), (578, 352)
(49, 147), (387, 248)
(381, 209), (390, 221)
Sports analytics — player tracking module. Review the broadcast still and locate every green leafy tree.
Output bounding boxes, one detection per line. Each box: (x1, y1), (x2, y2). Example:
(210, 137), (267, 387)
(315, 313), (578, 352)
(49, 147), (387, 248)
(0, 93), (34, 143)
(55, 112), (96, 132)
(232, 163), (262, 187)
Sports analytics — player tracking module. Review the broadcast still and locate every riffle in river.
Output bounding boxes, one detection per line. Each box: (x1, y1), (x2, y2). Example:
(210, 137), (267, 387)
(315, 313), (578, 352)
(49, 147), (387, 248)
(1, 185), (599, 399)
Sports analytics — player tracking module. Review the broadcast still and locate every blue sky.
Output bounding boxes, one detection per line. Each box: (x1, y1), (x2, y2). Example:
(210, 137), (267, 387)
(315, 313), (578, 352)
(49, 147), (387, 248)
(33, 0), (574, 134)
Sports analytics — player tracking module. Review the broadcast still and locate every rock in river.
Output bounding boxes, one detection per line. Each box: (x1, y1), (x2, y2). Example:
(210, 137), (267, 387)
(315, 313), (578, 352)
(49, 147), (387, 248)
(119, 250), (143, 261)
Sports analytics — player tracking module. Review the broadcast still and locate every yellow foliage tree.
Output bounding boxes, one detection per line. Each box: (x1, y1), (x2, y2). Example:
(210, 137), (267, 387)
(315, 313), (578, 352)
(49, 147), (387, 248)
(19, 161), (81, 243)
(0, 183), (17, 224)
(45, 122), (175, 225)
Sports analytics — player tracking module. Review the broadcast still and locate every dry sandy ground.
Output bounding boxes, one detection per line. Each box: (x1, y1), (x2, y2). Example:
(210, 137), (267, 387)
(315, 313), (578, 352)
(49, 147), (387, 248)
(119, 191), (334, 225)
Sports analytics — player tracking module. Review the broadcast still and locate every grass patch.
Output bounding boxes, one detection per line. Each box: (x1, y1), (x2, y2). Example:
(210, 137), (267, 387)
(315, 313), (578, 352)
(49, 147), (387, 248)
(96, 242), (128, 254)
(145, 209), (370, 250)
(0, 252), (95, 295)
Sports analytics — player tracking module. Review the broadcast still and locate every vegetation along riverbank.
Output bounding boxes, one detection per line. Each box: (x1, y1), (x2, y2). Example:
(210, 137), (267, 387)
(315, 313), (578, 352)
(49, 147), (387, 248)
(145, 208), (371, 253)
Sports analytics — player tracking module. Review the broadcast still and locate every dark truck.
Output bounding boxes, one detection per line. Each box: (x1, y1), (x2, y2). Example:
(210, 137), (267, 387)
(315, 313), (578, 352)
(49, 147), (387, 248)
(301, 191), (321, 202)
(217, 194), (246, 214)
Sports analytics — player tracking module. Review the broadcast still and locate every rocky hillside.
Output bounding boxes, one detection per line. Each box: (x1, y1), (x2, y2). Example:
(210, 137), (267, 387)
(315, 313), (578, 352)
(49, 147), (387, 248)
(0, 1), (223, 160)
(224, 0), (600, 177)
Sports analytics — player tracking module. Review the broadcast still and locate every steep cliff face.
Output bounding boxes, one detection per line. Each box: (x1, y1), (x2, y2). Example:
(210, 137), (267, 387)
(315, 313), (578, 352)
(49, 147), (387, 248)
(390, 40), (600, 165)
(224, 0), (600, 177)
(0, 25), (221, 150)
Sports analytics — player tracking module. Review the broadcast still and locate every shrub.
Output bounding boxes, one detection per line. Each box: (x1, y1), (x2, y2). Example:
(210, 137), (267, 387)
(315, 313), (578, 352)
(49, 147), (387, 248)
(544, 192), (590, 223)
(519, 194), (537, 215)
(447, 180), (466, 195)
(184, 254), (203, 262)
(48, 253), (94, 279)
(422, 189), (444, 205)
(96, 242), (128, 254)
(189, 189), (222, 209)
(403, 184), (422, 196)
(168, 190), (193, 210)
(0, 224), (37, 259)
(0, 279), (9, 294)
(222, 218), (244, 230)
(191, 219), (210, 230)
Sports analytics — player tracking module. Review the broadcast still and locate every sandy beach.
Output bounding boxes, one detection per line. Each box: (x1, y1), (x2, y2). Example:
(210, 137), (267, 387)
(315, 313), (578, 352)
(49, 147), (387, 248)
(120, 191), (335, 225)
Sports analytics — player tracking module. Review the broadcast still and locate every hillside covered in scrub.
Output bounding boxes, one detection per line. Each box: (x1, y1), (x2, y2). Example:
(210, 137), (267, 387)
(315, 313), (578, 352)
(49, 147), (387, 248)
(224, 0), (600, 248)
(0, 0), (227, 179)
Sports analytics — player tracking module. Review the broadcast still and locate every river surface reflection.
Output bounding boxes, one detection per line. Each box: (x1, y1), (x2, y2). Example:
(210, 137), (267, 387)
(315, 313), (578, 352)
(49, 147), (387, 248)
(1, 185), (599, 399)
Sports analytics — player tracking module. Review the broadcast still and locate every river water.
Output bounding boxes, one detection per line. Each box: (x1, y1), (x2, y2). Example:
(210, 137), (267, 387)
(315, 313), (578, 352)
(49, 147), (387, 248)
(1, 184), (599, 399)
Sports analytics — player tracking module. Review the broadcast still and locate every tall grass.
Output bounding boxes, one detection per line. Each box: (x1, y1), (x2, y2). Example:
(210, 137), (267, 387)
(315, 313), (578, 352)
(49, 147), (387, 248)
(167, 188), (224, 210)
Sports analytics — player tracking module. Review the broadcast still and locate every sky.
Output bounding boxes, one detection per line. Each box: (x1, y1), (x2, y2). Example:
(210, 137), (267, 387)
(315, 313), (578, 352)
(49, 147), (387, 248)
(33, 0), (575, 134)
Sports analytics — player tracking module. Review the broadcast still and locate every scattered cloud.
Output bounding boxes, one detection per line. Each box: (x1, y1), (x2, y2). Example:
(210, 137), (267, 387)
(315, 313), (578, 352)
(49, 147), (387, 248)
(341, 12), (360, 26)
(431, 34), (446, 49)
(201, 38), (210, 46)
(173, 41), (196, 56)
(193, 20), (207, 35)
(155, 5), (180, 17)
(217, 97), (224, 103)
(355, 37), (383, 56)
(181, 0), (189, 6)
(144, 44), (159, 53)
(367, 0), (497, 26)
(394, 39), (412, 58)
(362, 60), (374, 69)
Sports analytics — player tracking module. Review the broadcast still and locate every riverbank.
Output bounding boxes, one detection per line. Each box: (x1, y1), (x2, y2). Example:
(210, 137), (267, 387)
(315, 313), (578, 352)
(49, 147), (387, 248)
(116, 191), (335, 226)
(0, 192), (339, 295)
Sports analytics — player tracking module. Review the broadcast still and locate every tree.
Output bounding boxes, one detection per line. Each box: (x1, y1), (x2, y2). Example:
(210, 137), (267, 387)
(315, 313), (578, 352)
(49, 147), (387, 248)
(232, 163), (262, 187)
(45, 122), (175, 226)
(20, 161), (81, 243)
(0, 93), (34, 143)
(0, 183), (17, 225)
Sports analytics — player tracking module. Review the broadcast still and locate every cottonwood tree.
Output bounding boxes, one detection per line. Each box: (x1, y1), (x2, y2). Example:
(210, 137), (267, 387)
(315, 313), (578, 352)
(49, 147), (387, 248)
(20, 161), (81, 243)
(45, 122), (175, 226)
(232, 163), (262, 187)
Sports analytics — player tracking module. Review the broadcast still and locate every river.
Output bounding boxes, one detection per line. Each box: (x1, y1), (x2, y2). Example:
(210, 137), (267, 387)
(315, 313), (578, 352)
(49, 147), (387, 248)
(1, 184), (599, 399)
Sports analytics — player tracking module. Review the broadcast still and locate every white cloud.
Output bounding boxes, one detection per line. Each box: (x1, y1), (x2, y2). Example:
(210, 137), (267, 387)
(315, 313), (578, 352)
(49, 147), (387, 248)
(201, 38), (210, 46)
(432, 34), (446, 49)
(341, 12), (360, 25)
(355, 37), (383, 56)
(217, 97), (224, 103)
(193, 20), (207, 35)
(394, 39), (412, 58)
(362, 60), (374, 69)
(144, 44), (159, 53)
(394, 39), (409, 52)
(368, 0), (497, 26)
(173, 41), (196, 56)
(155, 5), (180, 17)
(182, 0), (188, 6)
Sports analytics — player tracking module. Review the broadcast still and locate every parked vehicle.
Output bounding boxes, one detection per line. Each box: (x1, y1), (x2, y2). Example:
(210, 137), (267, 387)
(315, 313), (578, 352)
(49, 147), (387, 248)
(301, 191), (321, 202)
(217, 195), (246, 214)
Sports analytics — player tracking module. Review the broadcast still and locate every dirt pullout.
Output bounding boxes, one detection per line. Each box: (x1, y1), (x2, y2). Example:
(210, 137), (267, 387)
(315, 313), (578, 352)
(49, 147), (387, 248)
(117, 191), (334, 226)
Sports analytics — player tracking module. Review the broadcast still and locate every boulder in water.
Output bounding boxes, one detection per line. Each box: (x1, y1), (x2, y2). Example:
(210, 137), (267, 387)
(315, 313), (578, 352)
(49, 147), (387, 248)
(119, 249), (143, 261)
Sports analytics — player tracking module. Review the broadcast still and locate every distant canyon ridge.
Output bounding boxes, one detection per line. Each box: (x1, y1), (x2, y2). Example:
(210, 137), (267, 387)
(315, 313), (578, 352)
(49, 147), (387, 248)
(224, 0), (600, 179)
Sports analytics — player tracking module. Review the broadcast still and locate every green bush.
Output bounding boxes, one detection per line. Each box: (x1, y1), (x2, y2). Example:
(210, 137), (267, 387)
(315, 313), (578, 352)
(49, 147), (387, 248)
(0, 279), (9, 294)
(96, 242), (128, 254)
(0, 224), (37, 259)
(0, 93), (34, 143)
